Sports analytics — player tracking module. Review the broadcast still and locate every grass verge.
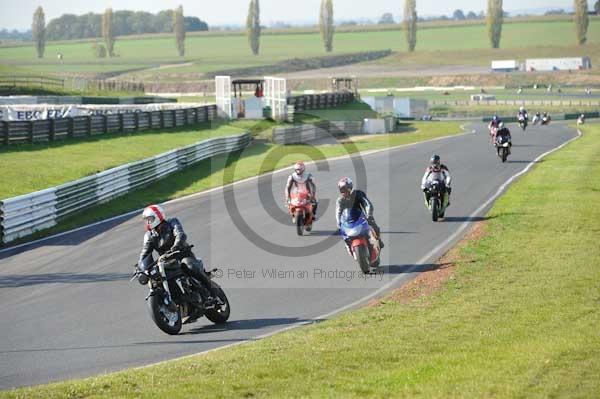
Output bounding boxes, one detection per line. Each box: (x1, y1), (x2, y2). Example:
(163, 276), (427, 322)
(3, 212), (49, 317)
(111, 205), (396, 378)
(0, 123), (245, 199)
(4, 123), (599, 398)
(6, 121), (462, 246)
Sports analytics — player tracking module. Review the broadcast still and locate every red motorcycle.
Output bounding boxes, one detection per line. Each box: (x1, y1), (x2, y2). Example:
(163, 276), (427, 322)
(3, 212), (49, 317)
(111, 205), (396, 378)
(288, 184), (314, 236)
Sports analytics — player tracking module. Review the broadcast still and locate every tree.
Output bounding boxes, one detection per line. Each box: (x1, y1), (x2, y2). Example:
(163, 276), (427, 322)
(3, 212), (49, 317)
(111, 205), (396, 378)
(487, 0), (503, 49)
(246, 0), (261, 55)
(595, 0), (600, 15)
(467, 11), (478, 19)
(32, 7), (46, 58)
(453, 9), (466, 20)
(574, 0), (590, 45)
(403, 0), (417, 52)
(379, 13), (395, 24)
(173, 5), (185, 56)
(320, 0), (334, 52)
(102, 8), (115, 57)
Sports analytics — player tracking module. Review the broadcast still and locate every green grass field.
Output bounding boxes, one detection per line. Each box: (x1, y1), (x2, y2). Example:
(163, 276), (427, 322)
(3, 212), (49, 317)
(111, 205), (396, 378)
(1, 19), (598, 78)
(3, 123), (598, 398)
(4, 121), (462, 245)
(0, 123), (244, 199)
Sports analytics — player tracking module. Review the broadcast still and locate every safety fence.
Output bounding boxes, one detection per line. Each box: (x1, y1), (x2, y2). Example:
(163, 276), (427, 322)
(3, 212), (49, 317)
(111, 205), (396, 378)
(287, 92), (356, 113)
(0, 95), (176, 105)
(431, 99), (600, 107)
(272, 121), (364, 144)
(0, 104), (218, 145)
(0, 75), (65, 91)
(0, 132), (251, 244)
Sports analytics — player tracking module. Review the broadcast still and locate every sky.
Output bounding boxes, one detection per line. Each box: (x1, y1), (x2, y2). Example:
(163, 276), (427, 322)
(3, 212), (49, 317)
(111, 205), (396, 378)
(0, 0), (575, 31)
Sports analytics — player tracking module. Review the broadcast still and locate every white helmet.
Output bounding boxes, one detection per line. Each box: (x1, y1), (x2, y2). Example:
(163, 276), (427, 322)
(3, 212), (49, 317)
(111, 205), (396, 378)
(142, 205), (166, 231)
(519, 106), (524, 112)
(498, 121), (505, 129)
(294, 161), (306, 176)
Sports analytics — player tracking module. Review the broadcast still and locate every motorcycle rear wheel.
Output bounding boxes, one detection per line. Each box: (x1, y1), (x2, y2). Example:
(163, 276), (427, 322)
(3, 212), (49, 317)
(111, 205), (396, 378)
(205, 282), (231, 324)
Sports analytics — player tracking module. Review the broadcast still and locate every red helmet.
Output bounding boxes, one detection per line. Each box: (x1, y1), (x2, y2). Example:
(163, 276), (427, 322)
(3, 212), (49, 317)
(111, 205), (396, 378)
(294, 161), (305, 175)
(338, 177), (354, 197)
(142, 205), (166, 231)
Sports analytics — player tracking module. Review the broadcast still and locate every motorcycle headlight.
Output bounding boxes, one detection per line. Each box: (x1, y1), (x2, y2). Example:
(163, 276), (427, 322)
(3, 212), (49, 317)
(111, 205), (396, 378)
(138, 274), (150, 285)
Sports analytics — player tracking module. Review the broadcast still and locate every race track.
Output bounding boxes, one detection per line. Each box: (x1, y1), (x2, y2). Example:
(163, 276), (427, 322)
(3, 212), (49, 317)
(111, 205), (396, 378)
(0, 123), (577, 389)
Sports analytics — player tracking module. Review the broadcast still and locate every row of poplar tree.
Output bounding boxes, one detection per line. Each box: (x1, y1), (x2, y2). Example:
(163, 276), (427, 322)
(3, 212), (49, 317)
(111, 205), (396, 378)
(30, 0), (593, 59)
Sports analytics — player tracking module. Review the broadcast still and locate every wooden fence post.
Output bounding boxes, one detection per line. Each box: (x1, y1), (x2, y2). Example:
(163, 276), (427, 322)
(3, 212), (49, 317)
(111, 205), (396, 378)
(68, 118), (74, 138)
(134, 112), (139, 131)
(29, 121), (34, 143)
(160, 111), (165, 129)
(103, 115), (108, 134)
(119, 113), (124, 132)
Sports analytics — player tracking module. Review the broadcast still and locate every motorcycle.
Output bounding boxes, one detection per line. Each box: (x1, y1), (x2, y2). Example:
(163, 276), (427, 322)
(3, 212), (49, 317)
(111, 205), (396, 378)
(339, 208), (381, 274)
(541, 115), (551, 125)
(532, 114), (541, 125)
(424, 179), (448, 222)
(131, 246), (230, 335)
(518, 115), (528, 131)
(495, 131), (512, 163)
(288, 184), (314, 236)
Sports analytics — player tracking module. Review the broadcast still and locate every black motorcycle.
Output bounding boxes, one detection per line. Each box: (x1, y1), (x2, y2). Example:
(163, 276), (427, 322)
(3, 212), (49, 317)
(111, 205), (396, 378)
(131, 246), (230, 335)
(425, 180), (447, 222)
(495, 132), (511, 163)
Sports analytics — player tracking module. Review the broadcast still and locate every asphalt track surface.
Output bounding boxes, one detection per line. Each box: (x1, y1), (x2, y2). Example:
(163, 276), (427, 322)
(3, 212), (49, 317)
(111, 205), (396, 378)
(0, 123), (577, 389)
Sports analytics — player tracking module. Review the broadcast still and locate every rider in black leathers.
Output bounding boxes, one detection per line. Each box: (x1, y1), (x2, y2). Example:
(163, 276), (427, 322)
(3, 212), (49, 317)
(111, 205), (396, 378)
(139, 205), (219, 303)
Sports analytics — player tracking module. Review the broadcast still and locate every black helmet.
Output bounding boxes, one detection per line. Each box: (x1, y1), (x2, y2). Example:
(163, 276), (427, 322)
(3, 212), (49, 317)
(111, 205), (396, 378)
(430, 155), (441, 169)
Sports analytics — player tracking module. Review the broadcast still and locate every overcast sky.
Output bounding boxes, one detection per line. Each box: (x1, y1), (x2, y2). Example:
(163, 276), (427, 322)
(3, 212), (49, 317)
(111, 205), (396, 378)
(0, 0), (575, 31)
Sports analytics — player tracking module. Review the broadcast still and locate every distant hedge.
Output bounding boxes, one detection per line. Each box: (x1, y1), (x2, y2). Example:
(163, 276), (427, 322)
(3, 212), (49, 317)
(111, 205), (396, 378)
(207, 49), (393, 78)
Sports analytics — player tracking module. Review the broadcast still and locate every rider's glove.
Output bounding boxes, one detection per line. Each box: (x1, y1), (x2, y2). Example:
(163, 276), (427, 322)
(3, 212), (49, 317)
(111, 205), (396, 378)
(447, 187), (452, 195)
(421, 185), (427, 192)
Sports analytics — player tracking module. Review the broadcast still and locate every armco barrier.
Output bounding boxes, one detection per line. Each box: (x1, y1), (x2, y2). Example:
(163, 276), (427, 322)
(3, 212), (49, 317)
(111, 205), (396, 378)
(0, 132), (251, 244)
(0, 104), (217, 145)
(272, 121), (363, 144)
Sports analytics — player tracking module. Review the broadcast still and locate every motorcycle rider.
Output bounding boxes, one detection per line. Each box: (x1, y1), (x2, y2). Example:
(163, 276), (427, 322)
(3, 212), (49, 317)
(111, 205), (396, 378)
(518, 106), (528, 121)
(335, 177), (384, 249)
(285, 161), (318, 220)
(494, 122), (512, 154)
(542, 112), (551, 125)
(421, 155), (452, 208)
(138, 205), (220, 306)
(488, 115), (502, 143)
(577, 113), (586, 125)
(532, 112), (541, 125)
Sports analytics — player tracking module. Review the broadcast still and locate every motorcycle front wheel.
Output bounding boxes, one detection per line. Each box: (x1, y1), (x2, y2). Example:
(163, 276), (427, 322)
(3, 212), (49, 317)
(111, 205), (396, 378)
(296, 211), (304, 236)
(354, 244), (371, 274)
(148, 293), (182, 335)
(431, 198), (439, 222)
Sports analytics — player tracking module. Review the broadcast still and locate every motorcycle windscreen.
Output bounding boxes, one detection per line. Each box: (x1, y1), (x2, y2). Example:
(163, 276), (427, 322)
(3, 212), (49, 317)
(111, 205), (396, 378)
(340, 208), (369, 237)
